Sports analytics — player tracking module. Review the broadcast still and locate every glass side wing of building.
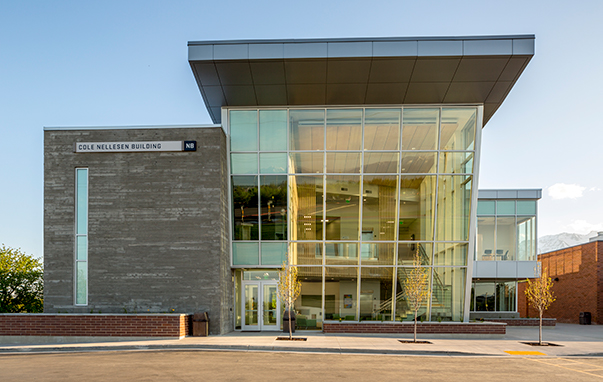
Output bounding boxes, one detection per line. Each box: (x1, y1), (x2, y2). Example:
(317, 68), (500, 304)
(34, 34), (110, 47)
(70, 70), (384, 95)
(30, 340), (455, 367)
(228, 106), (481, 326)
(476, 199), (537, 262)
(472, 196), (538, 313)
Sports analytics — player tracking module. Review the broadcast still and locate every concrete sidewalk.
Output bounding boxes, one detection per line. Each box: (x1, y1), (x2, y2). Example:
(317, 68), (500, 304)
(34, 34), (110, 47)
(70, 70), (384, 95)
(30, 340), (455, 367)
(0, 324), (601, 357)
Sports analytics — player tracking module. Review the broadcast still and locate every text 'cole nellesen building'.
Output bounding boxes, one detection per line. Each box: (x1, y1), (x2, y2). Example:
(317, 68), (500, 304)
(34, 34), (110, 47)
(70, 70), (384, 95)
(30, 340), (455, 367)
(44, 35), (535, 334)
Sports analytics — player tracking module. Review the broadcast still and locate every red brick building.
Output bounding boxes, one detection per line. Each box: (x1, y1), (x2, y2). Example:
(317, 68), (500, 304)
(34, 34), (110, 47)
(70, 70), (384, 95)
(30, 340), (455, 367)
(518, 234), (603, 324)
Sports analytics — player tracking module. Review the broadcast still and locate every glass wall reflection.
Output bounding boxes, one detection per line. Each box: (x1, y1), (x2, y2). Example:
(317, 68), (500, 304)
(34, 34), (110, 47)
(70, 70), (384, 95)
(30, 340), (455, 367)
(289, 175), (323, 240)
(433, 243), (467, 266)
(360, 267), (394, 321)
(477, 217), (495, 261)
(362, 176), (397, 242)
(436, 175), (472, 241)
(431, 267), (465, 321)
(361, 242), (394, 265)
(402, 108), (439, 150)
(232, 176), (258, 240)
(363, 152), (398, 173)
(230, 106), (479, 323)
(364, 108), (400, 151)
(474, 282), (495, 311)
(290, 110), (324, 151)
(399, 176), (436, 241)
(230, 110), (257, 151)
(325, 267), (358, 320)
(396, 267), (429, 321)
(325, 176), (360, 241)
(497, 281), (516, 312)
(259, 153), (287, 174)
(326, 109), (362, 150)
(401, 152), (437, 173)
(259, 110), (287, 151)
(325, 242), (359, 265)
(496, 217), (516, 260)
(438, 152), (473, 174)
(517, 216), (535, 261)
(326, 152), (361, 173)
(295, 267), (323, 329)
(476, 200), (538, 262)
(440, 108), (476, 151)
(472, 280), (517, 312)
(260, 175), (287, 240)
(398, 242), (432, 266)
(289, 152), (323, 173)
(290, 242), (322, 266)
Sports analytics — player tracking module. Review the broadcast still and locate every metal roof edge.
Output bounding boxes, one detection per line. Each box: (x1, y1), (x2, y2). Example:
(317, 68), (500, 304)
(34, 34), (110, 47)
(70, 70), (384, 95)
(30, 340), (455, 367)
(478, 189), (543, 200)
(188, 35), (535, 46)
(44, 124), (222, 131)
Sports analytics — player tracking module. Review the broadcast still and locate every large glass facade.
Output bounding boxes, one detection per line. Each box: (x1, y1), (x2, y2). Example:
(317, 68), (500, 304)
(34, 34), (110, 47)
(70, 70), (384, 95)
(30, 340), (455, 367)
(230, 106), (480, 324)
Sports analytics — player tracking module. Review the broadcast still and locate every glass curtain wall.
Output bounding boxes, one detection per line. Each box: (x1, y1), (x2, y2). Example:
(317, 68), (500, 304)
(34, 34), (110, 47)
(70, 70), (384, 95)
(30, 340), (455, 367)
(471, 280), (517, 312)
(230, 106), (479, 323)
(476, 200), (537, 261)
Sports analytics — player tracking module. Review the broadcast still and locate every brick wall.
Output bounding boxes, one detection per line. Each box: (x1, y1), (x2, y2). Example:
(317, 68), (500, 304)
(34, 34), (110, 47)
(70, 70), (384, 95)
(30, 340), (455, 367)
(0, 314), (191, 338)
(486, 318), (556, 326)
(518, 241), (601, 324)
(598, 241), (603, 325)
(323, 322), (506, 335)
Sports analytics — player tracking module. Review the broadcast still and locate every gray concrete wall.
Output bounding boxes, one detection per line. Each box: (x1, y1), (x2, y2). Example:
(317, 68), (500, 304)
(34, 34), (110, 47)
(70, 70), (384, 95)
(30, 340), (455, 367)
(44, 127), (233, 334)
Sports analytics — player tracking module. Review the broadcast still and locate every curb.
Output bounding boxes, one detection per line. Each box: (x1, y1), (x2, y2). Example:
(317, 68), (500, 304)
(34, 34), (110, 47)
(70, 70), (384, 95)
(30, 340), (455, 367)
(0, 344), (493, 357)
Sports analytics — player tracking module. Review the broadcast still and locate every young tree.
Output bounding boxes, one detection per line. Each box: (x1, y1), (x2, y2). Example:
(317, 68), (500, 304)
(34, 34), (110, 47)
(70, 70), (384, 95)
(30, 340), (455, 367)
(277, 261), (301, 340)
(525, 265), (556, 345)
(403, 250), (431, 343)
(0, 245), (44, 313)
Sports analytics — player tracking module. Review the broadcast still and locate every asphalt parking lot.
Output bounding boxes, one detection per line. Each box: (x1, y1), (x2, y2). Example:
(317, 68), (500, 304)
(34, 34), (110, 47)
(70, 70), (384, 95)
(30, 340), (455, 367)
(1, 350), (603, 381)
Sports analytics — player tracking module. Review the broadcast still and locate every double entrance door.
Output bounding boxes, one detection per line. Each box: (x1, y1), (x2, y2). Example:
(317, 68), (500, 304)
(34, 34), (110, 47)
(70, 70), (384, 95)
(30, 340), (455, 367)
(242, 281), (281, 331)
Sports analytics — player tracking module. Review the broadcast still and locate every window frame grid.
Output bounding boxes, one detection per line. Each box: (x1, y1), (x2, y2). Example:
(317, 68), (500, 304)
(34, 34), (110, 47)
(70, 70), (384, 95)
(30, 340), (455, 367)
(227, 106), (481, 325)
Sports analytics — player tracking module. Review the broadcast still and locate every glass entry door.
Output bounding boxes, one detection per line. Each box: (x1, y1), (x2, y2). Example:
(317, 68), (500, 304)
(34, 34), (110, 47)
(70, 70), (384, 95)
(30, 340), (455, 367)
(242, 281), (280, 331)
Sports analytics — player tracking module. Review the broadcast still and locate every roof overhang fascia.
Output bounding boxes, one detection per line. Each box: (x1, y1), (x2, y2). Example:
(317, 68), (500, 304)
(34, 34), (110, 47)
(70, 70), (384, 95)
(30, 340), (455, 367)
(188, 35), (534, 125)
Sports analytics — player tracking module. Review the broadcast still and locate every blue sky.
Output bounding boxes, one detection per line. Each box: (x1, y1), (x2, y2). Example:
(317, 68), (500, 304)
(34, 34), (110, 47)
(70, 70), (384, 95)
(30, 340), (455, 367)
(2, 0), (602, 258)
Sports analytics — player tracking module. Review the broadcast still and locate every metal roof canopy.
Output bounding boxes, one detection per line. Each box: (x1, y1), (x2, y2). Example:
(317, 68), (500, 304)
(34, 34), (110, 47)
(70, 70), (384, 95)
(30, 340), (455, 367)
(188, 35), (534, 124)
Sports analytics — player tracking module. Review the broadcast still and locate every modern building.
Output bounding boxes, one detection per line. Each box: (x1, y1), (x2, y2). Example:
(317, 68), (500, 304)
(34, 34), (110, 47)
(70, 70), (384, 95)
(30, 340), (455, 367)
(518, 233), (603, 324)
(44, 35), (535, 334)
(471, 189), (541, 318)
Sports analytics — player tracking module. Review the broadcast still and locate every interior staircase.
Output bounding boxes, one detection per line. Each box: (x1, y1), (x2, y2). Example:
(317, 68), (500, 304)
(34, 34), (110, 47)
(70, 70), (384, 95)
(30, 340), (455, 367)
(374, 244), (452, 321)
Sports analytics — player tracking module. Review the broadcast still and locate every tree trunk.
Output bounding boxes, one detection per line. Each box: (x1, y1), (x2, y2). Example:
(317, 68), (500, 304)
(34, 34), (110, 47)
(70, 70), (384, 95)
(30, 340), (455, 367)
(414, 310), (418, 343)
(288, 309), (292, 340)
(288, 272), (292, 340)
(539, 311), (543, 345)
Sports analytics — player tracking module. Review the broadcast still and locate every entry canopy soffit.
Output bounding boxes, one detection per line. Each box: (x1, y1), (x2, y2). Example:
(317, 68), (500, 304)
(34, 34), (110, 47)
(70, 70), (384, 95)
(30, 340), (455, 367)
(188, 35), (534, 125)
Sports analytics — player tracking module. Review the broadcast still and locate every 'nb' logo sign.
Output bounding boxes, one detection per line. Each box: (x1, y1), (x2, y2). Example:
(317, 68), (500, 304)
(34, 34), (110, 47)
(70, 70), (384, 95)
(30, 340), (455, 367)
(184, 141), (197, 151)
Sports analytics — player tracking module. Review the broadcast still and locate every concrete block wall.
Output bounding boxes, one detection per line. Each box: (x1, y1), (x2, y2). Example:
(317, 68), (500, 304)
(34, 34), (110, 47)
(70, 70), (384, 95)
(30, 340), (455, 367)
(44, 127), (233, 334)
(518, 241), (602, 324)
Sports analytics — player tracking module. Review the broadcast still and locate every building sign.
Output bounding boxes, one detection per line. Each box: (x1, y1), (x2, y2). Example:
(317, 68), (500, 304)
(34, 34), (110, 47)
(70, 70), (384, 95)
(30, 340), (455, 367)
(75, 141), (196, 153)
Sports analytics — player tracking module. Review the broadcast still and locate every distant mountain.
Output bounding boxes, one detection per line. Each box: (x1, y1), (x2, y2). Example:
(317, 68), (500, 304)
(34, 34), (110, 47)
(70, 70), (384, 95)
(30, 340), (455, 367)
(538, 231), (598, 254)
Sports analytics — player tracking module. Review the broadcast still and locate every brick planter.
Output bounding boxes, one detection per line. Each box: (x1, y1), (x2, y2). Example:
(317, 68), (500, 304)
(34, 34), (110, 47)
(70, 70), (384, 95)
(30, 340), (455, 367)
(323, 321), (506, 335)
(485, 318), (556, 327)
(0, 314), (191, 338)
